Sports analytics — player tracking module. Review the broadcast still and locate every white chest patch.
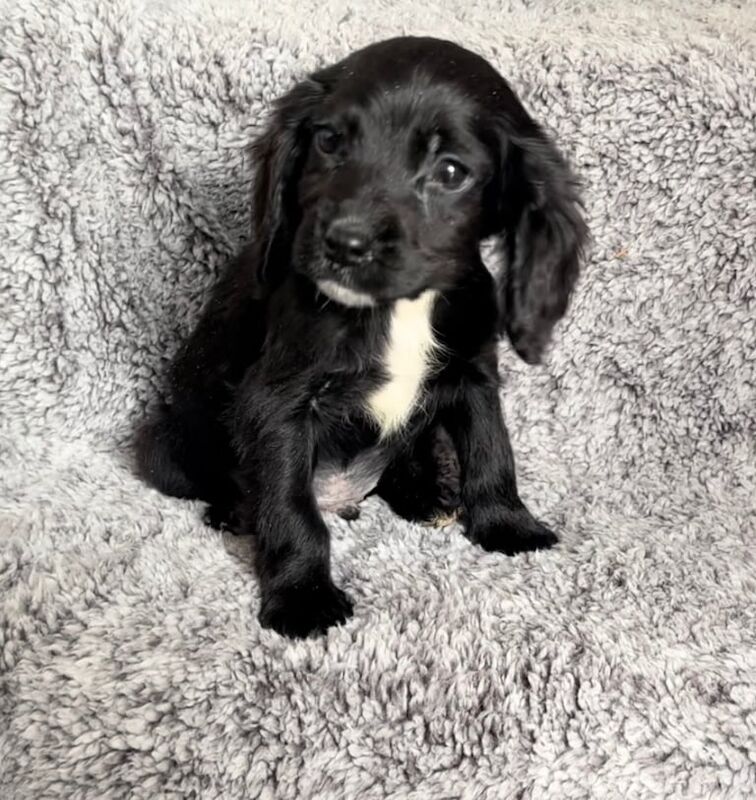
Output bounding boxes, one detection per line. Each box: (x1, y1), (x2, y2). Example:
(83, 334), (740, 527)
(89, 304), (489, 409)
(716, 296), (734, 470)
(365, 290), (439, 438)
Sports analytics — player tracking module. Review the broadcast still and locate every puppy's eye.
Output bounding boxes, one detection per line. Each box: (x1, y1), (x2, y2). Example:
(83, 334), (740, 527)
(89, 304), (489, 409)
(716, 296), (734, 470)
(430, 158), (470, 191)
(314, 127), (342, 155)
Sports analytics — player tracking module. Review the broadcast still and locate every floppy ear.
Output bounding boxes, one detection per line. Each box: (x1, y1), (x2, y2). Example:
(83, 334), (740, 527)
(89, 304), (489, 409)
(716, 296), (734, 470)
(251, 78), (326, 284)
(490, 118), (588, 364)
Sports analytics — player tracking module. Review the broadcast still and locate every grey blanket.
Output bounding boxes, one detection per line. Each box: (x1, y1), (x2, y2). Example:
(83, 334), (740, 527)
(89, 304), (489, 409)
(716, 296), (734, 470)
(2, 1), (755, 797)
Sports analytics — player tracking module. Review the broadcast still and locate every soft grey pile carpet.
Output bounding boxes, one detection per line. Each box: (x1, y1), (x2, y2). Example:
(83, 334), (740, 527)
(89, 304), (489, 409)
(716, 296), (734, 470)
(2, 0), (755, 797)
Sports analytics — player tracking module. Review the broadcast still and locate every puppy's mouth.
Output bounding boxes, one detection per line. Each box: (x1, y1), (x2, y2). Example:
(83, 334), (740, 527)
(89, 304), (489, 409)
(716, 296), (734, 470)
(316, 277), (377, 308)
(305, 254), (381, 307)
(306, 253), (429, 308)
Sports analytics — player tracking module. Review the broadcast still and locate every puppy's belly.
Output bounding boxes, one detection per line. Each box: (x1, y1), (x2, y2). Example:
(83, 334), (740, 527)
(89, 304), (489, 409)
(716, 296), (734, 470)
(365, 290), (438, 438)
(312, 447), (390, 513)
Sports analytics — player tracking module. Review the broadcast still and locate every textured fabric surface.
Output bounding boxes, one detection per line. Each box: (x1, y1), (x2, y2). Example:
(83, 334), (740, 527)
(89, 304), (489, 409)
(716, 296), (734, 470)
(2, 1), (756, 797)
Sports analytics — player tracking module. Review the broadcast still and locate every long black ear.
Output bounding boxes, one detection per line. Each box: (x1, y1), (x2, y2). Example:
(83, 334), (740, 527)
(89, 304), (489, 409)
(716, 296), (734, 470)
(491, 117), (588, 364)
(251, 78), (326, 284)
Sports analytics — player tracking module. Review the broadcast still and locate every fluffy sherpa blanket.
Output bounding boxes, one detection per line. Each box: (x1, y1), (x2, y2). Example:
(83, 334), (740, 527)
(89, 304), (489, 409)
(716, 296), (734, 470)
(1, 1), (755, 797)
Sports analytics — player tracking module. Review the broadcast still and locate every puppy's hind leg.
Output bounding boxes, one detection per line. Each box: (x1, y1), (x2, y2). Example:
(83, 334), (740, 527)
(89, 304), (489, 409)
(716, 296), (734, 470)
(376, 423), (461, 527)
(134, 403), (199, 499)
(134, 400), (240, 529)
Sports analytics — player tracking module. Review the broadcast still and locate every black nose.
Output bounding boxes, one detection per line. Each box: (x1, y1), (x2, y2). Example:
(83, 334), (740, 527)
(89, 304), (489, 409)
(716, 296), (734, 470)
(324, 218), (372, 265)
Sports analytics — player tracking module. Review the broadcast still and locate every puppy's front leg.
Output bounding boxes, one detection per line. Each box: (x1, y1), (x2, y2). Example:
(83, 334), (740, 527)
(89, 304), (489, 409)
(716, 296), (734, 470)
(444, 366), (557, 555)
(233, 383), (353, 638)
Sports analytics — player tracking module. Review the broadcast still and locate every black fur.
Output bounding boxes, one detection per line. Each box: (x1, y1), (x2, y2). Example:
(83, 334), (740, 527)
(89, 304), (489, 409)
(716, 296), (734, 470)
(135, 37), (587, 638)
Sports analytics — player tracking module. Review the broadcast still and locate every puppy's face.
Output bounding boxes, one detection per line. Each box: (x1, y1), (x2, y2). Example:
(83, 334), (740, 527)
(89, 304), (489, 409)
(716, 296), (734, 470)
(292, 80), (494, 305)
(253, 38), (587, 361)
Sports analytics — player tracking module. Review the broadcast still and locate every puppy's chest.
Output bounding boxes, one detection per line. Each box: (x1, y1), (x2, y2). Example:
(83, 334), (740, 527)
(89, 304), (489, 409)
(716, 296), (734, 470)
(364, 291), (439, 437)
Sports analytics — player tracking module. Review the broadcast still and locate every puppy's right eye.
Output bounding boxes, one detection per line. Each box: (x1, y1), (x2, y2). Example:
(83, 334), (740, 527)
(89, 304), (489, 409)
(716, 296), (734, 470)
(430, 157), (470, 192)
(314, 127), (342, 155)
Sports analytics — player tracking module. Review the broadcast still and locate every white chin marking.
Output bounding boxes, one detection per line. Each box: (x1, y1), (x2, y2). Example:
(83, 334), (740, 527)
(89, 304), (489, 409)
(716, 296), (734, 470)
(317, 280), (376, 308)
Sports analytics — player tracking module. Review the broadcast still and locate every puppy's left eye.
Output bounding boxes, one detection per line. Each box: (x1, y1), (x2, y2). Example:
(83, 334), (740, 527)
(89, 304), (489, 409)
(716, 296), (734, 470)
(314, 127), (342, 155)
(430, 158), (470, 191)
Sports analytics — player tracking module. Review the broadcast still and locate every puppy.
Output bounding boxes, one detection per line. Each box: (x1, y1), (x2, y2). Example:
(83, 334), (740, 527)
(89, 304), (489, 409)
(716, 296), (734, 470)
(135, 37), (587, 638)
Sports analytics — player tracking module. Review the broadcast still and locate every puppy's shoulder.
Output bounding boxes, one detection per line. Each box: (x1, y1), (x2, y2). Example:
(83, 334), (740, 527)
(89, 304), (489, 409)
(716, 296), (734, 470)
(433, 266), (498, 354)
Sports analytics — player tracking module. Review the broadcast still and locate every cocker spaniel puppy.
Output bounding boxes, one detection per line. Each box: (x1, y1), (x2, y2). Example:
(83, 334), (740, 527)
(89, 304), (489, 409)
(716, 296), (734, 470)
(136, 37), (587, 638)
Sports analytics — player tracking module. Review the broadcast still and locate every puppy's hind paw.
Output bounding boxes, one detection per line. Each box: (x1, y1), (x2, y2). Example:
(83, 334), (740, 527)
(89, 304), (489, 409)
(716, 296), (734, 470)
(421, 507), (461, 529)
(337, 504), (361, 521)
(467, 509), (557, 556)
(203, 502), (242, 534)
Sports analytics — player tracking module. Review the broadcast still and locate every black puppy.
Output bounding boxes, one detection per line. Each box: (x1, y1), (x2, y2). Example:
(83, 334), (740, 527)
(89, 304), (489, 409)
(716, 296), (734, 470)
(136, 37), (587, 638)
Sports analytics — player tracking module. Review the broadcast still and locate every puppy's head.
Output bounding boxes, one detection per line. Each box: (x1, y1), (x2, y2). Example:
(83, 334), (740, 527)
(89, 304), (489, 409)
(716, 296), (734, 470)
(252, 37), (587, 362)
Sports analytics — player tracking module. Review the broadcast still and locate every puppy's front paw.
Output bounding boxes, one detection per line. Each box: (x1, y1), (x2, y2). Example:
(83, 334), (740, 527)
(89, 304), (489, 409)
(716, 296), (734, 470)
(259, 579), (354, 639)
(467, 508), (557, 556)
